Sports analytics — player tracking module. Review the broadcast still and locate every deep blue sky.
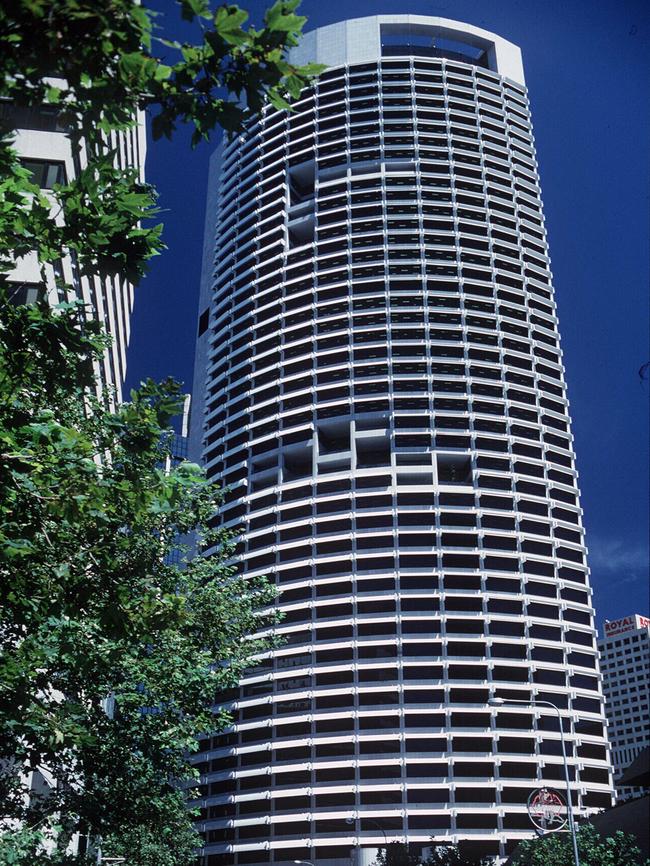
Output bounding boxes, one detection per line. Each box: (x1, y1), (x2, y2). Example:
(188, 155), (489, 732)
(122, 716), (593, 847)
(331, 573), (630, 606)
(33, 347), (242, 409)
(125, 0), (650, 627)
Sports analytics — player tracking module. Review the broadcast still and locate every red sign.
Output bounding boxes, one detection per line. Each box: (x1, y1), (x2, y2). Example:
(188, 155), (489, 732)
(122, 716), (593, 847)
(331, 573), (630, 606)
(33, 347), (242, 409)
(604, 614), (650, 637)
(527, 787), (567, 834)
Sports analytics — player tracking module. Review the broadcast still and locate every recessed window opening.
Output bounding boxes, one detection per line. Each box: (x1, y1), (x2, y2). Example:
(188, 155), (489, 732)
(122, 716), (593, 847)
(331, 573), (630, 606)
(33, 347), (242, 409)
(251, 454), (277, 474)
(288, 216), (314, 247)
(21, 158), (67, 188)
(356, 431), (391, 468)
(437, 453), (472, 484)
(318, 420), (350, 455)
(7, 282), (45, 306)
(197, 307), (210, 336)
(397, 472), (434, 486)
(283, 443), (312, 481)
(288, 160), (315, 207)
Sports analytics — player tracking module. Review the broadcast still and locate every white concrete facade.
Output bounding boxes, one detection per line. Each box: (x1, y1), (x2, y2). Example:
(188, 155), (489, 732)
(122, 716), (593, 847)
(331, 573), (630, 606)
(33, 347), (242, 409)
(4, 89), (146, 402)
(190, 16), (613, 865)
(598, 615), (650, 801)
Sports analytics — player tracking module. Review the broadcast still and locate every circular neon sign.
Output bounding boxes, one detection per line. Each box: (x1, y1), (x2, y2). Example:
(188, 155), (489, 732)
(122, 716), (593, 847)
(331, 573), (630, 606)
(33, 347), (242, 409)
(527, 787), (568, 833)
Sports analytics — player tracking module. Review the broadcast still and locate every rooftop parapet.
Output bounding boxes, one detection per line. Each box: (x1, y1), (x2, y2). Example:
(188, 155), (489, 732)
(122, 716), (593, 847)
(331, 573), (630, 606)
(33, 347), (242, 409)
(289, 14), (525, 86)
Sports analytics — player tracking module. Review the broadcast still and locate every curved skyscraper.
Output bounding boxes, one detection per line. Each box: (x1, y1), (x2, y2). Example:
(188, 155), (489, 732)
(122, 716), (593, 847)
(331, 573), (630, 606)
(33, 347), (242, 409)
(190, 15), (613, 865)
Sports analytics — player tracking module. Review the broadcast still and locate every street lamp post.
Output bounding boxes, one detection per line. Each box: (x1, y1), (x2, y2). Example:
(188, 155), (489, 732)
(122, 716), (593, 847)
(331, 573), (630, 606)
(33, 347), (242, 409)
(489, 696), (580, 866)
(345, 815), (388, 848)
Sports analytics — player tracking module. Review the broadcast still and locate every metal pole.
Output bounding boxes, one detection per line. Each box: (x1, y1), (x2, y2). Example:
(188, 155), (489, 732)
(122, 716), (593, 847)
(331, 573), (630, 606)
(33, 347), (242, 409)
(545, 701), (580, 866)
(488, 697), (580, 866)
(369, 818), (388, 849)
(345, 816), (389, 852)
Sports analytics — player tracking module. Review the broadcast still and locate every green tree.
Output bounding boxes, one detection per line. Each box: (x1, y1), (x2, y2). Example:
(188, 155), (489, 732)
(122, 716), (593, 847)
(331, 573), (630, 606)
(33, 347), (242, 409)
(511, 823), (650, 866)
(0, 295), (277, 864)
(374, 842), (423, 866)
(424, 846), (490, 866)
(0, 0), (321, 863)
(0, 0), (322, 285)
(373, 842), (490, 866)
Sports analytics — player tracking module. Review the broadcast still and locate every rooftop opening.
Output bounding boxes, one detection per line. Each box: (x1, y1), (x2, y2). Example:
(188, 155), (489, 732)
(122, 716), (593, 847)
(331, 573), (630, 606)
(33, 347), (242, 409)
(380, 23), (491, 69)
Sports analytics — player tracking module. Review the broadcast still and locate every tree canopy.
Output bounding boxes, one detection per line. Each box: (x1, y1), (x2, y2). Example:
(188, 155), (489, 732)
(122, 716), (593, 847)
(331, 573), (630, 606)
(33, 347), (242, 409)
(511, 823), (650, 866)
(371, 827), (650, 866)
(0, 293), (278, 865)
(0, 0), (321, 863)
(372, 841), (490, 866)
(0, 0), (321, 287)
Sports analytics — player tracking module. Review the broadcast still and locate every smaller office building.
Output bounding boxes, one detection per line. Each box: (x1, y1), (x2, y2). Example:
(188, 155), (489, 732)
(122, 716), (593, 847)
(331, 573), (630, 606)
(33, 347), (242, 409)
(598, 614), (650, 801)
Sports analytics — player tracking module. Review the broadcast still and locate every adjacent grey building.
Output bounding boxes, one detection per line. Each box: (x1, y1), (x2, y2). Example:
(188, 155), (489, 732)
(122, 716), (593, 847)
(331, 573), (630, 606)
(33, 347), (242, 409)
(190, 15), (613, 865)
(598, 614), (650, 802)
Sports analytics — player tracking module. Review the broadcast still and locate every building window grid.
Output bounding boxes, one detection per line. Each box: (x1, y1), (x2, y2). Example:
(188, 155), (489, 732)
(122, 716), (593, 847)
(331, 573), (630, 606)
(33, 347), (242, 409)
(206, 287), (563, 368)
(206, 257), (550, 345)
(195, 44), (610, 863)
(597, 628), (649, 801)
